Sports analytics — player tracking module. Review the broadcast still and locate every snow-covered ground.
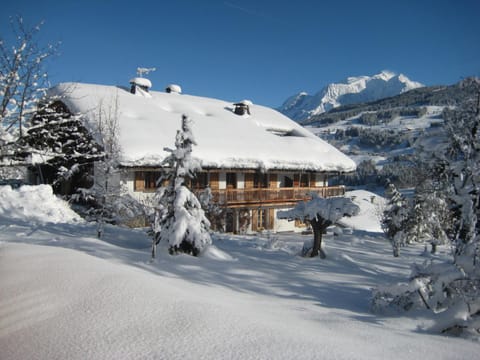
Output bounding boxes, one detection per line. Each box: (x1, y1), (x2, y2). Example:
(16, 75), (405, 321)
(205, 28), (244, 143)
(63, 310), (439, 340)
(1, 185), (479, 359)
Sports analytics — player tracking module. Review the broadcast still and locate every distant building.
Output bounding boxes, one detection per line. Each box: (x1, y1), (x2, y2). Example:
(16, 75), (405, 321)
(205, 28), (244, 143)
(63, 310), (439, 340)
(34, 78), (356, 233)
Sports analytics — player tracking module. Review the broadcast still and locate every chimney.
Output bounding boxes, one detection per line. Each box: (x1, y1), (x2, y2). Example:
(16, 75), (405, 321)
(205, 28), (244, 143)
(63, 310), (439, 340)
(233, 100), (252, 116)
(165, 84), (182, 94)
(130, 67), (155, 97)
(129, 77), (152, 95)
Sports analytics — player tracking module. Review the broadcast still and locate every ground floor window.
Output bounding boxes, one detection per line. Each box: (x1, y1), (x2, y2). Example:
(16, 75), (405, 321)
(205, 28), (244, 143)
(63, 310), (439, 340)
(252, 208), (274, 231)
(257, 208), (267, 230)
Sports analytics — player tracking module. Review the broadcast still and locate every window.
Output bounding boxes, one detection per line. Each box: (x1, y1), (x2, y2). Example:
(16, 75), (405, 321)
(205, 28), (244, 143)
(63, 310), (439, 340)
(257, 208), (267, 230)
(284, 176), (293, 188)
(134, 171), (162, 191)
(226, 173), (237, 189)
(300, 174), (310, 187)
(254, 173), (268, 188)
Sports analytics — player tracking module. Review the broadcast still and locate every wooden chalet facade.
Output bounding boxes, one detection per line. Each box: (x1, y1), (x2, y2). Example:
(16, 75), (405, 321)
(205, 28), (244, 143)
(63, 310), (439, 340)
(130, 168), (344, 233)
(40, 79), (356, 233)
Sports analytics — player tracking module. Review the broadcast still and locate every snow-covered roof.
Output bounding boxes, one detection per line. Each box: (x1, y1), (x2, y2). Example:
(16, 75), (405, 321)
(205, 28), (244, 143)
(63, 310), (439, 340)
(48, 83), (356, 172)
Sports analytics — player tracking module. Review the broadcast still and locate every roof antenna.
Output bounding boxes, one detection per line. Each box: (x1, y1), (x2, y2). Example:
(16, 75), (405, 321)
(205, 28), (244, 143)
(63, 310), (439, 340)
(137, 67), (156, 77)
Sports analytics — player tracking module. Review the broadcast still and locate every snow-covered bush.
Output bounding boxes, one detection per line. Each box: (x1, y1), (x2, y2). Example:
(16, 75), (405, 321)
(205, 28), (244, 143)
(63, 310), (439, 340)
(199, 185), (225, 232)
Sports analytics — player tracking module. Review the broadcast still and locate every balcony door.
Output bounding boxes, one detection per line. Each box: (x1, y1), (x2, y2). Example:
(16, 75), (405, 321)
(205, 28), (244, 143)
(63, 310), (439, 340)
(226, 172), (237, 189)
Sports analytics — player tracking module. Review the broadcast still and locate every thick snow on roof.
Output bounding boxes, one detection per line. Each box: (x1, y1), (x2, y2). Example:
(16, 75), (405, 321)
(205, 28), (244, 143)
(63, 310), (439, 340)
(49, 83), (356, 172)
(129, 77), (152, 89)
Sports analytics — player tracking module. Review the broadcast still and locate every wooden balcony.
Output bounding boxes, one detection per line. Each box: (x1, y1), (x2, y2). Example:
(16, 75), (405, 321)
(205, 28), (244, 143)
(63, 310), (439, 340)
(195, 186), (345, 208)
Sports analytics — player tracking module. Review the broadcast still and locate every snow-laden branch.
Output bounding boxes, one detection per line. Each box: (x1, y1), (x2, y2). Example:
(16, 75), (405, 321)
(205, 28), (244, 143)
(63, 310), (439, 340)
(277, 193), (359, 223)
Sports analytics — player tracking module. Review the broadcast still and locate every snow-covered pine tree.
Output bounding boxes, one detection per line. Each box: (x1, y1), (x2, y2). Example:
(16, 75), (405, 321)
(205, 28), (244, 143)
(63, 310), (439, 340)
(152, 115), (211, 257)
(21, 97), (104, 190)
(277, 193), (359, 258)
(382, 181), (409, 257)
(406, 180), (451, 254)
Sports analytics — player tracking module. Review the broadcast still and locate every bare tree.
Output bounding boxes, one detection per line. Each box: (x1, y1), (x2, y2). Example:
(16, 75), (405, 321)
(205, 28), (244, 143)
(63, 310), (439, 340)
(0, 16), (56, 141)
(90, 95), (122, 238)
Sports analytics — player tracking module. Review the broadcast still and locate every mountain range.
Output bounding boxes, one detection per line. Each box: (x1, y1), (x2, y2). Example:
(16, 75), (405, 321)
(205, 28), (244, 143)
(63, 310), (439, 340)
(278, 71), (423, 122)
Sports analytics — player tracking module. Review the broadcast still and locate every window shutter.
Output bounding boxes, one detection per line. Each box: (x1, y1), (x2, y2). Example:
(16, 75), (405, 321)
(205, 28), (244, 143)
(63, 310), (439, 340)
(244, 173), (254, 189)
(293, 174), (300, 187)
(269, 173), (277, 188)
(209, 173), (219, 190)
(267, 208), (275, 229)
(252, 209), (258, 231)
(134, 171), (145, 191)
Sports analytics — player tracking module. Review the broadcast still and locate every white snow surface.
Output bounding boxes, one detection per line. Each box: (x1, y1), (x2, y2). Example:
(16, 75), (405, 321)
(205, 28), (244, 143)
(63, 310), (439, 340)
(0, 185), (83, 225)
(340, 190), (385, 233)
(129, 77), (152, 88)
(279, 71), (423, 121)
(1, 185), (479, 359)
(48, 82), (356, 172)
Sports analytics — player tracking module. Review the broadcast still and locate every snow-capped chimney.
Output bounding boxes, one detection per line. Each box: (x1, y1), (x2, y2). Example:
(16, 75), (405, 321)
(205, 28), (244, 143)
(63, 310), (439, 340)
(130, 67), (155, 97)
(165, 84), (182, 94)
(130, 77), (152, 94)
(233, 100), (252, 116)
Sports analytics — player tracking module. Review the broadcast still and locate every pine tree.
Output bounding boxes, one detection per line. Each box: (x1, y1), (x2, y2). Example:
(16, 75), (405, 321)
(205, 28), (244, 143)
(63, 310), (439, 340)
(407, 181), (451, 254)
(152, 115), (211, 257)
(20, 97), (104, 191)
(382, 181), (409, 257)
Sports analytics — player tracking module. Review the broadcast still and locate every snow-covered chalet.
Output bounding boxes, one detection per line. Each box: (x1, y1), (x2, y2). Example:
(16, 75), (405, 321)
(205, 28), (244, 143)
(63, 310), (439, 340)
(38, 77), (356, 233)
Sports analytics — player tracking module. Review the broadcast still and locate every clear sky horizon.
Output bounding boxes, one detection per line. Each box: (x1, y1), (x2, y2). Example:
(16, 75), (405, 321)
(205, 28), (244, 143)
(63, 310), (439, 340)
(2, 0), (479, 108)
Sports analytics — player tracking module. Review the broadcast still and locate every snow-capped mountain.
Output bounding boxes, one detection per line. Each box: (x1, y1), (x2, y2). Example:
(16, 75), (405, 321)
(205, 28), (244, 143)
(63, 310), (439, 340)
(279, 71), (423, 122)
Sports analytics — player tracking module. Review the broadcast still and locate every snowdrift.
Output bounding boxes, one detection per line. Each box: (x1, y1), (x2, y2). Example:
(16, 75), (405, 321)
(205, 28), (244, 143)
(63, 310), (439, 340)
(0, 185), (83, 224)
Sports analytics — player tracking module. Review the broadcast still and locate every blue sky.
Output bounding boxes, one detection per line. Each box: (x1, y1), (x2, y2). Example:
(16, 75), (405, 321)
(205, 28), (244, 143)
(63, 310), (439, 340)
(2, 0), (479, 107)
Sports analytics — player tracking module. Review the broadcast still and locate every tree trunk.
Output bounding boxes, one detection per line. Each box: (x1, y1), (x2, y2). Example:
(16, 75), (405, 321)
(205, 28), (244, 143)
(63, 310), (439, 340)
(310, 218), (330, 258)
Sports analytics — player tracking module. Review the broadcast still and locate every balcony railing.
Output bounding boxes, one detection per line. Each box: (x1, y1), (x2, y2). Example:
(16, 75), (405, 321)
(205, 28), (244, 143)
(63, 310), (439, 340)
(194, 186), (345, 207)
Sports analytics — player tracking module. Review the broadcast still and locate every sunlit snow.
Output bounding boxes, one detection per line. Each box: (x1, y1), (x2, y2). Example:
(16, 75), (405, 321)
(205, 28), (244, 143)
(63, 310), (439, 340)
(1, 185), (479, 359)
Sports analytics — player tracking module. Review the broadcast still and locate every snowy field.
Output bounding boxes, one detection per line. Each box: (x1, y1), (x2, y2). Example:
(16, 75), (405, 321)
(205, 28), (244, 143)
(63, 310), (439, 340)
(1, 185), (479, 359)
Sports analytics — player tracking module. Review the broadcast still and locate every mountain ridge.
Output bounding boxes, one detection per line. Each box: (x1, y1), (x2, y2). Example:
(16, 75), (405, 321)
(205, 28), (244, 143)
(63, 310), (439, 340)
(279, 71), (423, 122)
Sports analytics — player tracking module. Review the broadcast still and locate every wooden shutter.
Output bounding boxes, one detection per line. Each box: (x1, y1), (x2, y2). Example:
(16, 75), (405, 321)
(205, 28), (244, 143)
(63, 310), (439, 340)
(293, 174), (300, 187)
(134, 171), (145, 191)
(252, 209), (258, 231)
(209, 173), (219, 190)
(244, 173), (254, 189)
(269, 173), (277, 188)
(267, 208), (275, 229)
